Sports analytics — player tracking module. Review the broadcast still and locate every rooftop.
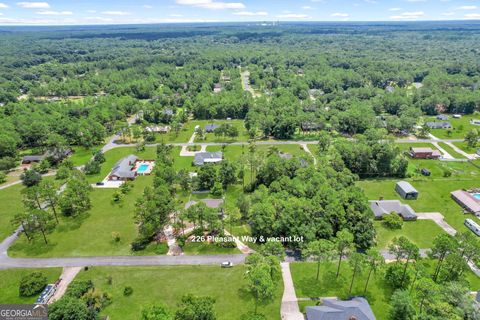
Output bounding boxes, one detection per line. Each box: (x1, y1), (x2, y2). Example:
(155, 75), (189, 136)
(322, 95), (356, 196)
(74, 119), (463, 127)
(110, 155), (138, 178)
(306, 297), (375, 320)
(396, 181), (418, 194)
(193, 152), (223, 166)
(369, 200), (417, 220)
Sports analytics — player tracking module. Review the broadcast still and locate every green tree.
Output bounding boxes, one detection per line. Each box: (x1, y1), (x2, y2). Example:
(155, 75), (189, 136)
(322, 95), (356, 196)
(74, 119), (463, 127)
(141, 305), (172, 320)
(335, 229), (354, 278)
(348, 252), (365, 295)
(429, 234), (457, 282)
(304, 239), (335, 280)
(49, 296), (96, 320)
(174, 294), (216, 320)
(245, 263), (276, 314)
(388, 289), (416, 320)
(21, 169), (42, 187)
(19, 272), (47, 297)
(363, 248), (384, 294)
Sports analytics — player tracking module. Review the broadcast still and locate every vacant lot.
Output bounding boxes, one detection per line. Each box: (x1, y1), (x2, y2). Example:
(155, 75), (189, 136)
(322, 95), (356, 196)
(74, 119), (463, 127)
(0, 268), (62, 304)
(374, 220), (444, 249)
(72, 265), (282, 320)
(426, 114), (480, 139)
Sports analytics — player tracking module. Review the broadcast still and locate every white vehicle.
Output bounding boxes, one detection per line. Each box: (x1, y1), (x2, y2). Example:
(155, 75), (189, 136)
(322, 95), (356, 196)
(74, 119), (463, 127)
(465, 219), (480, 236)
(221, 261), (233, 268)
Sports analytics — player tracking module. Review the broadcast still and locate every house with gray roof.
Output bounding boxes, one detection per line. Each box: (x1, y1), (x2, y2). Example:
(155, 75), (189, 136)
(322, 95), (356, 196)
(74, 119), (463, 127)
(193, 152), (223, 166)
(451, 190), (480, 216)
(369, 200), (417, 221)
(426, 121), (452, 129)
(436, 114), (449, 121)
(205, 124), (220, 133)
(306, 297), (376, 320)
(185, 199), (224, 209)
(22, 155), (46, 164)
(395, 181), (418, 200)
(109, 155), (138, 181)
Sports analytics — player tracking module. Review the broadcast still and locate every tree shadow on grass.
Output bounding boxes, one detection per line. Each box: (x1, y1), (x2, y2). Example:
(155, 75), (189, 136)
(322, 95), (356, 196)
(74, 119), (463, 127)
(56, 213), (90, 233)
(9, 236), (57, 256)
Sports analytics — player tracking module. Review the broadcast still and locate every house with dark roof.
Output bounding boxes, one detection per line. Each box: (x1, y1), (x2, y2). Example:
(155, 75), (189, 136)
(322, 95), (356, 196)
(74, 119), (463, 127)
(426, 121), (452, 129)
(436, 114), (449, 121)
(306, 297), (376, 320)
(109, 155), (138, 181)
(193, 152), (223, 166)
(205, 124), (220, 133)
(395, 181), (418, 200)
(185, 199), (224, 209)
(369, 200), (417, 221)
(21, 155), (45, 164)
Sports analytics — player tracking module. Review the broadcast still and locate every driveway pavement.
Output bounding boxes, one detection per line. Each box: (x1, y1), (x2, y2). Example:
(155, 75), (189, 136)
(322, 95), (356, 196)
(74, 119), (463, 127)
(280, 262), (304, 320)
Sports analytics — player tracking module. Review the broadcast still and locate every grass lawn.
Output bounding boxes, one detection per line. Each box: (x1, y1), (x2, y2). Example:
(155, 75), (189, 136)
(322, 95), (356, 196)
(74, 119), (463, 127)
(291, 259), (480, 319)
(0, 183), (24, 240)
(437, 142), (465, 159)
(374, 220), (445, 249)
(69, 146), (100, 167)
(72, 265), (282, 320)
(182, 242), (240, 255)
(0, 268), (62, 304)
(395, 142), (437, 152)
(8, 176), (151, 258)
(426, 114), (480, 139)
(357, 164), (480, 233)
(291, 261), (392, 319)
(453, 141), (479, 154)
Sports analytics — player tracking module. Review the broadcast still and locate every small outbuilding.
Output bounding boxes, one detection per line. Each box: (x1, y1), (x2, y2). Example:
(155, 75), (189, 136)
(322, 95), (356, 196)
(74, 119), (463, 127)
(395, 181), (418, 200)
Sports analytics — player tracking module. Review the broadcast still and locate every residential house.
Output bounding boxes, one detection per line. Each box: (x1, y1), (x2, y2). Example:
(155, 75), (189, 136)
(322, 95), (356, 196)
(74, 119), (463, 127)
(470, 119), (480, 126)
(451, 190), (480, 216)
(395, 181), (418, 200)
(205, 124), (220, 133)
(213, 83), (222, 93)
(436, 114), (449, 121)
(306, 297), (376, 320)
(145, 125), (171, 133)
(410, 147), (441, 159)
(426, 122), (452, 129)
(193, 152), (223, 166)
(369, 200), (418, 221)
(185, 199), (224, 209)
(109, 155), (138, 181)
(301, 121), (323, 131)
(21, 155), (45, 164)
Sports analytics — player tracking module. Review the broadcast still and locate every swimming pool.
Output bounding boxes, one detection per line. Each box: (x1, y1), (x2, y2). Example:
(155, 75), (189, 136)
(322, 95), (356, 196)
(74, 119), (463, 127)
(473, 193), (480, 200)
(136, 164), (150, 174)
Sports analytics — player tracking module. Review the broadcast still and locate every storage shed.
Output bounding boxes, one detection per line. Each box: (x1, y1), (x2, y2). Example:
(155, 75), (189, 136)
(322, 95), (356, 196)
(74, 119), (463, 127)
(395, 181), (418, 200)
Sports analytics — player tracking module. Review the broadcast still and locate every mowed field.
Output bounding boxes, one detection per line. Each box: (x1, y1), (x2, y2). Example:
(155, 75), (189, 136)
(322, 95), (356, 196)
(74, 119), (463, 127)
(71, 265), (283, 320)
(0, 268), (62, 304)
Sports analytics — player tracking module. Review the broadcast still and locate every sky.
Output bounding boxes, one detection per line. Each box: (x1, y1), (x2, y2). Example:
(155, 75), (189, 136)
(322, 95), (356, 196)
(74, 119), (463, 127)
(0, 0), (479, 25)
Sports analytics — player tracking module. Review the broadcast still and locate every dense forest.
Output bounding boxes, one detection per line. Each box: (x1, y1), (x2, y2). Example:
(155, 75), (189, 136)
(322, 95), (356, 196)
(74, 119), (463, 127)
(1, 22), (479, 165)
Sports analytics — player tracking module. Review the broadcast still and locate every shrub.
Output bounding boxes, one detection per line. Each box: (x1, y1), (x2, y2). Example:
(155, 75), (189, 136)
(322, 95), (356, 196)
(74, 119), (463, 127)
(111, 232), (121, 242)
(131, 238), (150, 251)
(210, 181), (223, 196)
(66, 280), (94, 298)
(385, 263), (410, 290)
(0, 157), (16, 171)
(20, 169), (42, 187)
(383, 213), (404, 230)
(84, 160), (101, 175)
(123, 286), (133, 296)
(0, 171), (6, 184)
(443, 169), (452, 178)
(19, 272), (47, 297)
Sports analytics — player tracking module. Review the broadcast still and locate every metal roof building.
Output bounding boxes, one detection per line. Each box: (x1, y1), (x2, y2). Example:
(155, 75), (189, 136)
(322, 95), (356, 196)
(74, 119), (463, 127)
(306, 297), (376, 320)
(395, 181), (418, 200)
(193, 152), (223, 166)
(369, 200), (417, 221)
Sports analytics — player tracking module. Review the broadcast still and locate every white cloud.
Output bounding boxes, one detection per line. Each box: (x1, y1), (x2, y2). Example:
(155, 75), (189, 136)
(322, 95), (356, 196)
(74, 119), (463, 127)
(17, 2), (50, 8)
(36, 10), (72, 15)
(86, 10), (96, 13)
(176, 0), (245, 10)
(331, 12), (349, 17)
(101, 11), (131, 16)
(458, 6), (477, 10)
(169, 14), (184, 17)
(464, 13), (480, 19)
(301, 6), (313, 10)
(0, 3), (8, 8)
(233, 11), (268, 16)
(442, 12), (455, 16)
(390, 11), (425, 19)
(276, 13), (310, 18)
(389, 7), (402, 11)
(143, 5), (153, 9)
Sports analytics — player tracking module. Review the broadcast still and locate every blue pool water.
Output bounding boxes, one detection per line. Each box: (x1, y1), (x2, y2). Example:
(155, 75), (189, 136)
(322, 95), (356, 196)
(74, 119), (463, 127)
(137, 164), (150, 174)
(473, 193), (480, 200)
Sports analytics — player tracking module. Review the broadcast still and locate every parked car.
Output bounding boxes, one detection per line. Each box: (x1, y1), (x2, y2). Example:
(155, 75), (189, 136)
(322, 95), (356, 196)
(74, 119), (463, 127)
(221, 261), (233, 268)
(421, 168), (431, 176)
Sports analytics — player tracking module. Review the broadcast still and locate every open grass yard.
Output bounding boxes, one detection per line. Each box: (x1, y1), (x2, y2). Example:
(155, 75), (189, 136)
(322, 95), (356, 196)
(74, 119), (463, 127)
(453, 141), (479, 154)
(0, 268), (62, 304)
(69, 146), (100, 167)
(8, 177), (152, 258)
(405, 158), (480, 179)
(72, 265), (282, 320)
(194, 120), (250, 143)
(357, 166), (480, 233)
(374, 220), (444, 249)
(437, 142), (466, 159)
(291, 260), (480, 320)
(394, 142), (437, 153)
(0, 183), (24, 240)
(426, 114), (480, 139)
(291, 261), (392, 319)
